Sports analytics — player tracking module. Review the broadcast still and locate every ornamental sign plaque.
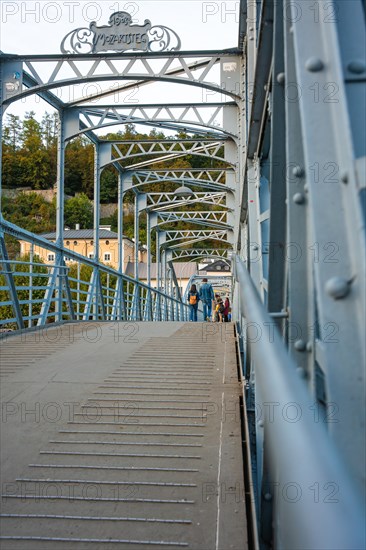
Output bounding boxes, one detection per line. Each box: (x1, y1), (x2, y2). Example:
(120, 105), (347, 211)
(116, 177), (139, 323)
(60, 11), (181, 54)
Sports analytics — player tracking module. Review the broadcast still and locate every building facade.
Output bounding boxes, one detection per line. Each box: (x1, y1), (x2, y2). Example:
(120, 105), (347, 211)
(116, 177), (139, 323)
(20, 229), (147, 272)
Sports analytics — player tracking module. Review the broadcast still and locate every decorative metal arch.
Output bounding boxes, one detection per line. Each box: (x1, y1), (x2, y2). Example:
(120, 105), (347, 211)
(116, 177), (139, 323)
(102, 139), (230, 169)
(68, 103), (238, 140)
(1, 50), (242, 108)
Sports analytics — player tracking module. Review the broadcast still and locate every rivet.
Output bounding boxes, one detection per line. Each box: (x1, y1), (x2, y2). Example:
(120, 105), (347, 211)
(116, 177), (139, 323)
(347, 60), (366, 74)
(249, 26), (254, 31)
(264, 493), (272, 502)
(297, 367), (307, 379)
(341, 171), (348, 184)
(258, 420), (264, 428)
(277, 72), (285, 85)
(304, 184), (309, 193)
(305, 57), (324, 72)
(253, 245), (259, 251)
(249, 36), (254, 41)
(294, 339), (306, 351)
(306, 342), (312, 352)
(292, 166), (304, 178)
(325, 277), (350, 299)
(293, 193), (305, 204)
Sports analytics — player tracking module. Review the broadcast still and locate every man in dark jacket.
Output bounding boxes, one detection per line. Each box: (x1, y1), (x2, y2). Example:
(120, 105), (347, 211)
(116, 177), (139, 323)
(199, 278), (215, 321)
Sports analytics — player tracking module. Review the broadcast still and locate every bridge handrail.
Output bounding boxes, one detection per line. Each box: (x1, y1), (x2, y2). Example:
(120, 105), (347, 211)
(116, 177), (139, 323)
(0, 218), (185, 303)
(0, 218), (189, 327)
(232, 254), (365, 549)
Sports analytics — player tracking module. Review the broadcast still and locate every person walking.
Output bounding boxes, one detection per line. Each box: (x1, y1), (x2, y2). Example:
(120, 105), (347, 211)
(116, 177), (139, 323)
(223, 296), (231, 322)
(187, 283), (200, 322)
(199, 278), (215, 321)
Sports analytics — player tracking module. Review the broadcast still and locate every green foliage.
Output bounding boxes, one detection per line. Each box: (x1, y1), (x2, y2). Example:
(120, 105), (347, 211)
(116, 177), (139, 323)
(65, 137), (94, 197)
(1, 113), (228, 262)
(0, 254), (48, 327)
(64, 193), (93, 229)
(2, 193), (56, 234)
(100, 168), (118, 203)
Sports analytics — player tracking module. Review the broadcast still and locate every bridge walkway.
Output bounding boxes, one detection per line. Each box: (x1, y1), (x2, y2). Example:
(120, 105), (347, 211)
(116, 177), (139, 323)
(0, 322), (248, 550)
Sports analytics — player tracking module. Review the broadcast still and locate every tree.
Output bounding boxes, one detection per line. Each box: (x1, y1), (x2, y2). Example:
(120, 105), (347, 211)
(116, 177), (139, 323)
(100, 168), (118, 203)
(64, 193), (93, 229)
(65, 138), (94, 197)
(2, 114), (23, 188)
(20, 112), (50, 189)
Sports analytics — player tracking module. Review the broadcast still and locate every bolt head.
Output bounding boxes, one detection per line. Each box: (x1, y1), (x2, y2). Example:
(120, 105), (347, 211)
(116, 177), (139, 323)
(277, 72), (285, 85)
(325, 277), (350, 299)
(305, 57), (324, 72)
(341, 171), (349, 184)
(292, 166), (304, 178)
(258, 420), (264, 428)
(296, 367), (307, 378)
(306, 342), (312, 352)
(264, 493), (272, 502)
(347, 60), (366, 74)
(293, 193), (305, 204)
(294, 339), (306, 351)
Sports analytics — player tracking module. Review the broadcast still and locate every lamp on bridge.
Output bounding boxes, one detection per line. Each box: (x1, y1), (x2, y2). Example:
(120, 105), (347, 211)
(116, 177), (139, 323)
(174, 184), (194, 198)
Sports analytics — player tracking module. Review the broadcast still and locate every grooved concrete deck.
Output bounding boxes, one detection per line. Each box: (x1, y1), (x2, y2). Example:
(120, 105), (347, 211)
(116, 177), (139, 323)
(0, 322), (248, 550)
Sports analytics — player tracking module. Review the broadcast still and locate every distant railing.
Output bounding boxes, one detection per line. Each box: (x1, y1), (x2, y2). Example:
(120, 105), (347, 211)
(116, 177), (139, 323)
(232, 254), (365, 550)
(0, 218), (189, 330)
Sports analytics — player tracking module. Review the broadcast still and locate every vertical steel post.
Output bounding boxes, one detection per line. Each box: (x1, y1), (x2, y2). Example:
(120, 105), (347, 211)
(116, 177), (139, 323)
(146, 211), (153, 320)
(156, 230), (161, 291)
(55, 109), (65, 321)
(118, 172), (124, 274)
(134, 192), (139, 280)
(77, 261), (80, 319)
(146, 212), (151, 287)
(28, 242), (34, 327)
(93, 144), (100, 319)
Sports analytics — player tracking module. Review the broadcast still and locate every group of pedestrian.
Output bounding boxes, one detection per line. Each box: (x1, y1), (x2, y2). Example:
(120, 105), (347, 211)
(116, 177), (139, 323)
(187, 278), (231, 322)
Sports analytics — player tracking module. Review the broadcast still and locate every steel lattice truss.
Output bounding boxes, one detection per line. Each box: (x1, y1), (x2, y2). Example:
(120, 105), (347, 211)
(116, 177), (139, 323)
(75, 103), (238, 138)
(163, 229), (228, 242)
(109, 139), (227, 168)
(2, 51), (241, 107)
(132, 169), (232, 192)
(156, 210), (229, 229)
(146, 192), (229, 211)
(1, 2), (365, 545)
(171, 248), (230, 260)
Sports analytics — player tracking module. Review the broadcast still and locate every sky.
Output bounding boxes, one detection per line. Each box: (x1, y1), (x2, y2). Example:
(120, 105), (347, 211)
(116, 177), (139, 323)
(0, 0), (241, 121)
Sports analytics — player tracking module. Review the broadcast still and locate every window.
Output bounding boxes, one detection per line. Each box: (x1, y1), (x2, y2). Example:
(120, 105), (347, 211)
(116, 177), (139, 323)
(105, 240), (110, 245)
(73, 241), (78, 246)
(90, 240), (94, 245)
(88, 253), (94, 259)
(66, 240), (70, 246)
(47, 254), (55, 262)
(64, 256), (70, 262)
(104, 253), (111, 262)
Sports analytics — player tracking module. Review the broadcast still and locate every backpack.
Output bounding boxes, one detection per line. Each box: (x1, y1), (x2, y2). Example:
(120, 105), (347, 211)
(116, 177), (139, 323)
(189, 293), (198, 305)
(218, 302), (225, 313)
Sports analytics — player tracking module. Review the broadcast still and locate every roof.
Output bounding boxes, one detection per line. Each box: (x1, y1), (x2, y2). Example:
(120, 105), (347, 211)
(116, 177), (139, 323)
(199, 259), (231, 272)
(41, 229), (125, 240)
(126, 262), (198, 280)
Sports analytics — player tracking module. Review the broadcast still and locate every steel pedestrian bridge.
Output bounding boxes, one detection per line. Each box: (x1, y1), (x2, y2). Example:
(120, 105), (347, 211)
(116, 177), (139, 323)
(0, 1), (365, 548)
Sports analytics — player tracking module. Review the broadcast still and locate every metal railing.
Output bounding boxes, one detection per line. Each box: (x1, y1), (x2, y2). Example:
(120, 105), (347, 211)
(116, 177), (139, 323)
(232, 254), (365, 550)
(0, 219), (189, 329)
